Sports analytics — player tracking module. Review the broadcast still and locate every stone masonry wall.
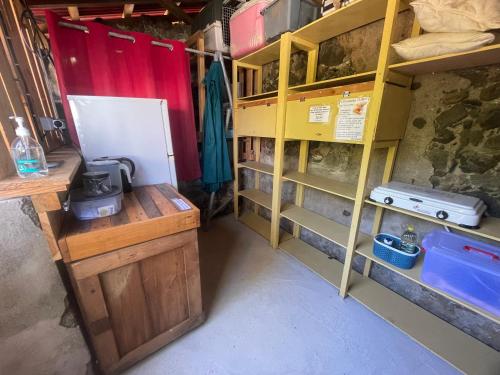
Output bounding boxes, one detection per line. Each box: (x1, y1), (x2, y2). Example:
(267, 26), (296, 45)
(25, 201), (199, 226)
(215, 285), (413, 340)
(243, 18), (500, 350)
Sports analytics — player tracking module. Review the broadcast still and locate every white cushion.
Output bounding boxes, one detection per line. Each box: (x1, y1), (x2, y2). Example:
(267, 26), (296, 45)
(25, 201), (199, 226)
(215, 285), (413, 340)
(392, 32), (495, 61)
(411, 0), (500, 32)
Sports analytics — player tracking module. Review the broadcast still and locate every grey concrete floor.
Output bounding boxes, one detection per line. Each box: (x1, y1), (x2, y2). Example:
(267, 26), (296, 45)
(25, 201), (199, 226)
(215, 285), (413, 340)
(125, 214), (460, 375)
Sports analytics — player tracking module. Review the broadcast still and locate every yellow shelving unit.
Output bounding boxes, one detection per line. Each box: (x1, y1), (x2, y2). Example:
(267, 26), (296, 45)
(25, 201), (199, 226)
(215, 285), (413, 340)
(232, 0), (500, 373)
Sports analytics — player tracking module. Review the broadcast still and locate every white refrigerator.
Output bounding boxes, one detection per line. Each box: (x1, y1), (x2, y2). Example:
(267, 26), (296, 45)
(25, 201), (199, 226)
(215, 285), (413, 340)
(68, 95), (177, 188)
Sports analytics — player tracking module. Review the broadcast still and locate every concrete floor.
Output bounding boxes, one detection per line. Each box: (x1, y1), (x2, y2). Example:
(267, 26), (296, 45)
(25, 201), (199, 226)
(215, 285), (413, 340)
(126, 215), (460, 375)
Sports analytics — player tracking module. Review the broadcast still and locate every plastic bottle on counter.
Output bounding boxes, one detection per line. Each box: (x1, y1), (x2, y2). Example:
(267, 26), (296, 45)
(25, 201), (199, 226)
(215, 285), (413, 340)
(10, 116), (48, 178)
(400, 224), (418, 254)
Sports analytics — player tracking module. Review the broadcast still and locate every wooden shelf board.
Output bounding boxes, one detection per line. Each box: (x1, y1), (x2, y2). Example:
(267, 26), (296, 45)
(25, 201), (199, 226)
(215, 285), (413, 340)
(348, 273), (500, 375)
(279, 237), (343, 288)
(289, 71), (376, 92)
(355, 238), (500, 324)
(283, 171), (356, 200)
(239, 211), (272, 240)
(238, 90), (278, 102)
(239, 39), (281, 66)
(293, 0), (405, 44)
(365, 199), (500, 243)
(279, 236), (500, 375)
(389, 44), (500, 75)
(239, 189), (272, 210)
(0, 146), (81, 199)
(281, 204), (367, 247)
(238, 161), (274, 176)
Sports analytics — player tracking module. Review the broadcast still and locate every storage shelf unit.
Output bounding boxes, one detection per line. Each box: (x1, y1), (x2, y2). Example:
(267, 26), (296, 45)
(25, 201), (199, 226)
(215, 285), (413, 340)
(232, 0), (500, 373)
(389, 43), (500, 76)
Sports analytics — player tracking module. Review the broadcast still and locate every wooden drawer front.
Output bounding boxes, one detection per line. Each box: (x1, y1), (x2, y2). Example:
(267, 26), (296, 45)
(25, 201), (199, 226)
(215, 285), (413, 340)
(69, 230), (204, 374)
(237, 103), (277, 138)
(285, 91), (373, 143)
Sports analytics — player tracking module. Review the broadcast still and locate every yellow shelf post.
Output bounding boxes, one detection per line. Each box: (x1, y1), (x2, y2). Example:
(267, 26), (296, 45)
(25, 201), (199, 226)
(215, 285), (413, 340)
(270, 32), (293, 248)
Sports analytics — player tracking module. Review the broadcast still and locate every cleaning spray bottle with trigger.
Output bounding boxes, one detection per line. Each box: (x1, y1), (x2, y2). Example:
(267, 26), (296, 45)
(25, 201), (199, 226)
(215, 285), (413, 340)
(10, 116), (48, 178)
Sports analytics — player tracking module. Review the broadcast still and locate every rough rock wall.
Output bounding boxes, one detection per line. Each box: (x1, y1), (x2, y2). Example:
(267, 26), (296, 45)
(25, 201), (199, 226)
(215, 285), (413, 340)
(0, 198), (91, 374)
(99, 15), (191, 40)
(244, 19), (500, 350)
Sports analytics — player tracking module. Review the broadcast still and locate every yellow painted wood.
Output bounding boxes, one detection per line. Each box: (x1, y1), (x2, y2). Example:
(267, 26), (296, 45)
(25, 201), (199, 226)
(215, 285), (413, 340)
(290, 71), (376, 92)
(390, 44), (500, 76)
(376, 84), (412, 141)
(238, 161), (274, 175)
(363, 143), (398, 277)
(283, 171), (356, 200)
(253, 137), (261, 214)
(293, 140), (309, 238)
(239, 211), (272, 240)
(366, 199), (500, 243)
(232, 61), (240, 219)
(356, 237), (500, 324)
(239, 39), (281, 66)
(238, 91), (278, 102)
(270, 33), (293, 249)
(236, 103), (277, 138)
(285, 90), (373, 143)
(293, 0), (409, 44)
(339, 0), (402, 298)
(291, 35), (318, 52)
(239, 189), (272, 210)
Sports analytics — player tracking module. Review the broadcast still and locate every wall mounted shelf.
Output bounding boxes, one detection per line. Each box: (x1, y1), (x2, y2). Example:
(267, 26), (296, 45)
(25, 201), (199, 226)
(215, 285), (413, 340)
(282, 171), (356, 200)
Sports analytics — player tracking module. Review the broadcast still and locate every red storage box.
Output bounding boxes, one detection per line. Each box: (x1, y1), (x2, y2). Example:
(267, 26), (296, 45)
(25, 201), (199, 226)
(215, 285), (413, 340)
(230, 0), (272, 59)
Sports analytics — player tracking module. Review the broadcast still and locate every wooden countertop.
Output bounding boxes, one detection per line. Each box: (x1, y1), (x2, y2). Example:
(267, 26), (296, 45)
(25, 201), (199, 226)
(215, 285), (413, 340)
(0, 146), (82, 200)
(59, 184), (200, 262)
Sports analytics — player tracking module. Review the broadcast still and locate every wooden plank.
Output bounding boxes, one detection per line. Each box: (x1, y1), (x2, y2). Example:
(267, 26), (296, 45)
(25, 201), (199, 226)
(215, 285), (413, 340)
(133, 186), (162, 218)
(38, 210), (63, 260)
(238, 90), (278, 102)
(348, 274), (500, 375)
(110, 204), (130, 226)
(30, 192), (62, 213)
(145, 185), (178, 216)
(100, 263), (154, 356)
(122, 3), (134, 18)
(239, 189), (273, 210)
(238, 161), (274, 175)
(283, 171), (356, 200)
(109, 313), (205, 375)
(279, 238), (500, 375)
(0, 147), (81, 199)
(158, 0), (193, 24)
(70, 230), (196, 280)
(366, 199), (500, 243)
(64, 211), (199, 261)
(140, 247), (189, 335)
(279, 237), (343, 288)
(123, 192), (148, 222)
(69, 274), (120, 372)
(390, 44), (500, 76)
(355, 238), (500, 324)
(287, 81), (374, 101)
(239, 211), (271, 240)
(90, 217), (112, 231)
(67, 6), (80, 20)
(183, 238), (203, 318)
(289, 71), (377, 92)
(281, 204), (368, 248)
(293, 0), (408, 44)
(239, 39), (281, 66)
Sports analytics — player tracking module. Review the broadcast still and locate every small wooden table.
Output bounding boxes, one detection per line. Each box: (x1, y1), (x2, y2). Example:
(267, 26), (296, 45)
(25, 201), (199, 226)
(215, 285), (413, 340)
(61, 184), (204, 374)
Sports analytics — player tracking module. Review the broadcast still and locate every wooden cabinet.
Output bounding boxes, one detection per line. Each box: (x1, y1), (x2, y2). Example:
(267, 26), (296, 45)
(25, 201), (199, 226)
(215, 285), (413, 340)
(285, 84), (374, 143)
(61, 184), (203, 374)
(236, 99), (277, 138)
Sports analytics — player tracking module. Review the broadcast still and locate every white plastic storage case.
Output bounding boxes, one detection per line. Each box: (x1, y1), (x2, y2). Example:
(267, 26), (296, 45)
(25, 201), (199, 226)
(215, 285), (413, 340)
(370, 182), (486, 228)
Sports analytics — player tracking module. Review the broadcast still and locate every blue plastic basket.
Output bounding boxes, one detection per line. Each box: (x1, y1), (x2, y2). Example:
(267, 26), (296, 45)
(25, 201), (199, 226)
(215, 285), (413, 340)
(373, 233), (421, 269)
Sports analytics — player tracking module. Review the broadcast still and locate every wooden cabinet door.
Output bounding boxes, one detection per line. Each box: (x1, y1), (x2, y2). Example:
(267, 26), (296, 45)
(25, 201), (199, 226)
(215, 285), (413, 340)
(68, 229), (204, 374)
(237, 102), (277, 138)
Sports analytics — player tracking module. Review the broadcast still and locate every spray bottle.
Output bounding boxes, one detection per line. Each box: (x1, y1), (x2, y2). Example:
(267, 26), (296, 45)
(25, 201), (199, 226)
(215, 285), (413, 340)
(10, 116), (48, 178)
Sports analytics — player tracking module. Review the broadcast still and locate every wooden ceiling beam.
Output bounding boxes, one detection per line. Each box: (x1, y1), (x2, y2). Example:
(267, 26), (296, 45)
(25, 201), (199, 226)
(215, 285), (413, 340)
(122, 3), (134, 17)
(67, 6), (79, 20)
(158, 0), (193, 24)
(27, 0), (205, 8)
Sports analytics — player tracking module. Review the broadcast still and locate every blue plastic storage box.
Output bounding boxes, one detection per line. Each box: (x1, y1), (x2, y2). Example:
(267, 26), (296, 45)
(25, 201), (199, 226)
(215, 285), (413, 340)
(373, 233), (421, 269)
(422, 230), (500, 317)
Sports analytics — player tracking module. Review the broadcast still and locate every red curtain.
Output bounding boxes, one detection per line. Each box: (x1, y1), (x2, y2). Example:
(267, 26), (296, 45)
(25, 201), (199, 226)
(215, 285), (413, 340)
(45, 11), (200, 181)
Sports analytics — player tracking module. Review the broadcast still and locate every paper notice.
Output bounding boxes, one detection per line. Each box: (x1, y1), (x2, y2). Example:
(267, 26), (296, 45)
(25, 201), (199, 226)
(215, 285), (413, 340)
(335, 97), (370, 141)
(308, 105), (331, 123)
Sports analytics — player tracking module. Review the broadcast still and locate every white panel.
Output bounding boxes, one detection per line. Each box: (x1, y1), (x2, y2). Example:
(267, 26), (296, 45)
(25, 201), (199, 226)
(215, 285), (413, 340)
(68, 95), (177, 187)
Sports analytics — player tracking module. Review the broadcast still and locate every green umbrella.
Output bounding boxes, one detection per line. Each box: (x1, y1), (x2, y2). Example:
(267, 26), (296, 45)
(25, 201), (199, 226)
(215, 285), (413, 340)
(202, 61), (232, 193)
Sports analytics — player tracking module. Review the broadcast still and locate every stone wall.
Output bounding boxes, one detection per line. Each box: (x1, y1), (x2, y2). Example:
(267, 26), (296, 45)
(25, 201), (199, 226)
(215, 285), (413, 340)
(243, 19), (500, 350)
(0, 198), (91, 375)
